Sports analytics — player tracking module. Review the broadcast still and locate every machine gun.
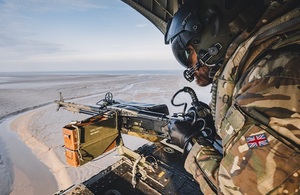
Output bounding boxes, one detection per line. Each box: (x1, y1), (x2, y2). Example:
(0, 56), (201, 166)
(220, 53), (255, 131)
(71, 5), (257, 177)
(55, 87), (213, 167)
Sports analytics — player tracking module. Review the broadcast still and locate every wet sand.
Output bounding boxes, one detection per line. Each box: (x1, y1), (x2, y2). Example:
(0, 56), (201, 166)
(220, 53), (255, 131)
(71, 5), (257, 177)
(1, 117), (58, 194)
(0, 72), (211, 194)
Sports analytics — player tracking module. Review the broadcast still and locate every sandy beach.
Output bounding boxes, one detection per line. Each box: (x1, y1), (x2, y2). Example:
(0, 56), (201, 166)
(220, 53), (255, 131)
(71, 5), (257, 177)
(0, 71), (211, 195)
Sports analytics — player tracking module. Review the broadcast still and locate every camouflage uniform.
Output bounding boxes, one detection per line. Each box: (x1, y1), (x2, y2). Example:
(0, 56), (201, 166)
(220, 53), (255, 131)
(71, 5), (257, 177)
(184, 1), (300, 194)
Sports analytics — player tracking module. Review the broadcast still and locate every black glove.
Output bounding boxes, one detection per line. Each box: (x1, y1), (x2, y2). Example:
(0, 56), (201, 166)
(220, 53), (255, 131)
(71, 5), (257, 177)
(167, 119), (204, 150)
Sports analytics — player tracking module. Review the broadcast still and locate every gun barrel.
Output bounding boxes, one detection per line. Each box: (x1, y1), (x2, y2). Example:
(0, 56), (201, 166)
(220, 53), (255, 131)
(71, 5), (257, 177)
(138, 110), (169, 122)
(79, 109), (99, 115)
(55, 100), (106, 115)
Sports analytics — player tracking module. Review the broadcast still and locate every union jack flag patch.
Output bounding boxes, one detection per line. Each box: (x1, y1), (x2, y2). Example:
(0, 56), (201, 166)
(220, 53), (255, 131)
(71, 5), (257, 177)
(246, 133), (269, 148)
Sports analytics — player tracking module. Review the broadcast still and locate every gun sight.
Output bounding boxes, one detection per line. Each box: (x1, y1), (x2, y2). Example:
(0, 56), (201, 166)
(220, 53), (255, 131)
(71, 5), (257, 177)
(54, 92), (65, 111)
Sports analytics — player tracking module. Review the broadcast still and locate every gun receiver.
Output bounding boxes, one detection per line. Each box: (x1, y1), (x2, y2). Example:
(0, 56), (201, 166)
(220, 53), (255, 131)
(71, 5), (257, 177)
(55, 92), (171, 141)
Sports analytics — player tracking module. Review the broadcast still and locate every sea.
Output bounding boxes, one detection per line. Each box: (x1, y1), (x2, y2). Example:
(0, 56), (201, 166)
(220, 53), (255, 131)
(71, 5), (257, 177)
(0, 70), (183, 76)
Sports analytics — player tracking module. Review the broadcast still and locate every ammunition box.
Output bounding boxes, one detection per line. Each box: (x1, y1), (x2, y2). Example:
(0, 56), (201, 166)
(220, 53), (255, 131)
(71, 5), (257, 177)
(63, 127), (79, 150)
(65, 148), (80, 167)
(62, 113), (119, 167)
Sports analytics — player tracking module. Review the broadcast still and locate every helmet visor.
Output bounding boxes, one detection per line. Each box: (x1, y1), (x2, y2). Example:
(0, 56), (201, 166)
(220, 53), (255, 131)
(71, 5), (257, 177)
(171, 35), (196, 68)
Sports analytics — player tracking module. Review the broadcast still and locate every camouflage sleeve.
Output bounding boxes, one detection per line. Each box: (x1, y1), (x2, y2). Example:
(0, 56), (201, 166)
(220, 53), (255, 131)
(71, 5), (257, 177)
(184, 140), (222, 194)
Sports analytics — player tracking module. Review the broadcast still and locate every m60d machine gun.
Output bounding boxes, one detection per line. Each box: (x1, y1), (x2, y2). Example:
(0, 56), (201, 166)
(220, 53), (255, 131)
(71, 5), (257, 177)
(55, 86), (213, 167)
(54, 87), (214, 195)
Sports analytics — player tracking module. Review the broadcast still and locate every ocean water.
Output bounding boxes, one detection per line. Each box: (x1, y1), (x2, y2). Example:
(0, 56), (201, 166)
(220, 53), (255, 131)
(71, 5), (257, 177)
(0, 70), (183, 76)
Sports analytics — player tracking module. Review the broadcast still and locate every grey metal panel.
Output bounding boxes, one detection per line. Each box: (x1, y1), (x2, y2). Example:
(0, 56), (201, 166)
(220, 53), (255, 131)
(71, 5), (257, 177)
(121, 0), (180, 35)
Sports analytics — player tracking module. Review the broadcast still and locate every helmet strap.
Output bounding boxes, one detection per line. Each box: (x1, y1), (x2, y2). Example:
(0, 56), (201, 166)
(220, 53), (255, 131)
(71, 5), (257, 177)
(197, 43), (222, 67)
(208, 61), (222, 79)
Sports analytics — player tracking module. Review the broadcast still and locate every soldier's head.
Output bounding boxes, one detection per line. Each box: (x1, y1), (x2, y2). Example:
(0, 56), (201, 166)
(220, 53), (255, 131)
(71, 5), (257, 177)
(165, 0), (266, 86)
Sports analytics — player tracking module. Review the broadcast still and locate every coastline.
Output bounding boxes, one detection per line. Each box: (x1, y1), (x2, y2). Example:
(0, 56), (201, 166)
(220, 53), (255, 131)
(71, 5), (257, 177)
(10, 109), (72, 190)
(0, 113), (58, 195)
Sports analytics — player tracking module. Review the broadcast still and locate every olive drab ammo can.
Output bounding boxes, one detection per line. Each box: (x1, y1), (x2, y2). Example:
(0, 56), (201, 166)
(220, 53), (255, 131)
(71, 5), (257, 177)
(62, 112), (119, 167)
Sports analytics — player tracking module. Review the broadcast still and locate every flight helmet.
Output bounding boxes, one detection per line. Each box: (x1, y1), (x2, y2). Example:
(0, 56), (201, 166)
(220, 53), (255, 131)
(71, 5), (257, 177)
(165, 0), (265, 82)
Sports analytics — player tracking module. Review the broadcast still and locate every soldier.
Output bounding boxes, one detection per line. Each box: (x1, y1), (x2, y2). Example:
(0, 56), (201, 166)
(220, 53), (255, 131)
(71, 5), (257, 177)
(165, 0), (300, 194)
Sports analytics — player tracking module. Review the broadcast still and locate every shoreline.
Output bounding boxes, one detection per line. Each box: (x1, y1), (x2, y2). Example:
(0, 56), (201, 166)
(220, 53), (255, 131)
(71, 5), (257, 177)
(10, 108), (73, 190)
(1, 109), (63, 194)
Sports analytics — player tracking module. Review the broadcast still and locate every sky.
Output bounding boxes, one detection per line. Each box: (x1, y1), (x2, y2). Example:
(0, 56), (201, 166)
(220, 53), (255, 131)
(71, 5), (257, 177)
(0, 0), (181, 72)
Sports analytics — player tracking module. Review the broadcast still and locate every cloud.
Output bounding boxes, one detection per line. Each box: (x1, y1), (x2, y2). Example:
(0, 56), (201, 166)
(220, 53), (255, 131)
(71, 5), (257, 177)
(1, 0), (107, 12)
(0, 0), (92, 58)
(0, 26), (66, 59)
(0, 49), (181, 72)
(135, 23), (148, 28)
(2, 47), (173, 62)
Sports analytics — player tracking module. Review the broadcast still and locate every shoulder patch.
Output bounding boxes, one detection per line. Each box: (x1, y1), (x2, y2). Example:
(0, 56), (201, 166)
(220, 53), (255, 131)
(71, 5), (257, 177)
(246, 133), (269, 148)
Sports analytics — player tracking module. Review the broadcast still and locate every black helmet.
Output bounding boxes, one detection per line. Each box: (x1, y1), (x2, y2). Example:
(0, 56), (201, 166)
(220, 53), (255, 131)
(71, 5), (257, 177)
(165, 0), (265, 82)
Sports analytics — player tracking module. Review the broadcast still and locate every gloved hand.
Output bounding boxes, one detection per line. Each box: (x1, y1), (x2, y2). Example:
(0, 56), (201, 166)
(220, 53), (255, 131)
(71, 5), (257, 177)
(167, 119), (204, 150)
